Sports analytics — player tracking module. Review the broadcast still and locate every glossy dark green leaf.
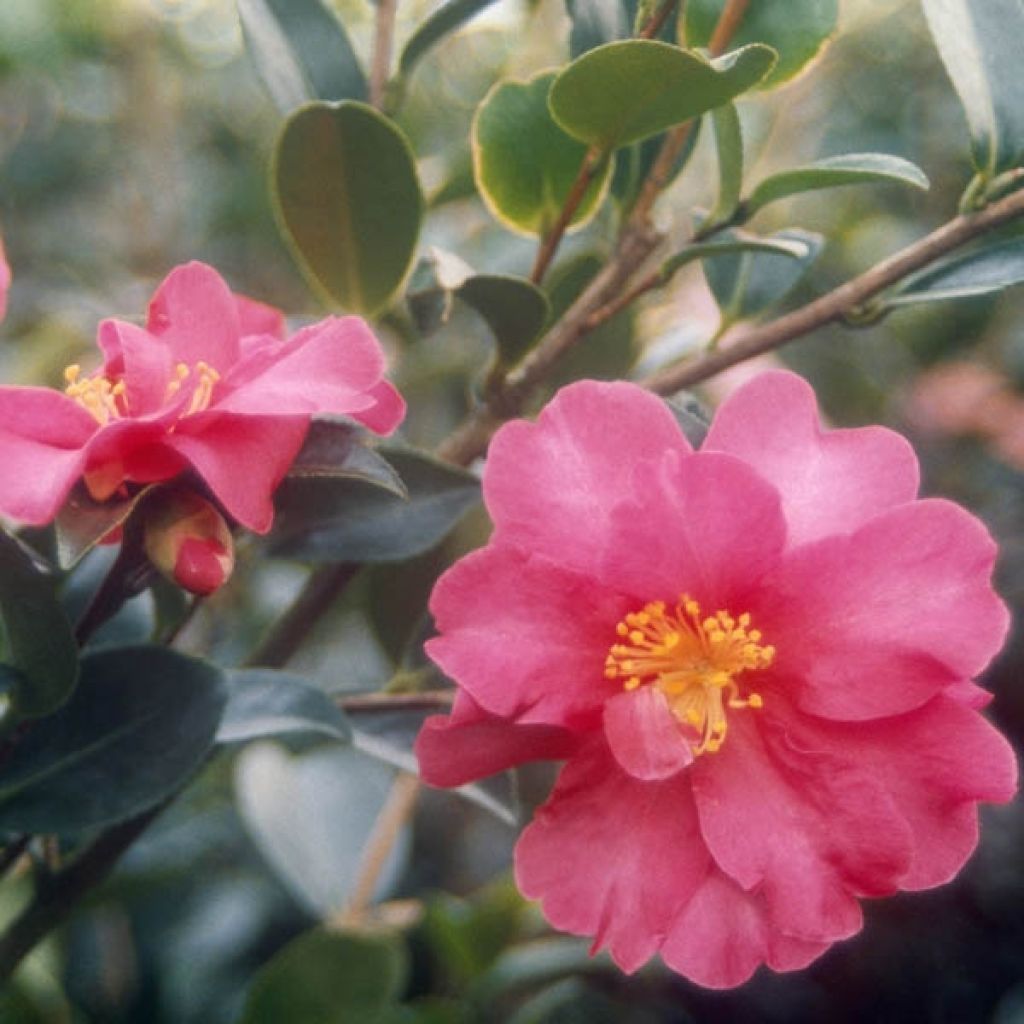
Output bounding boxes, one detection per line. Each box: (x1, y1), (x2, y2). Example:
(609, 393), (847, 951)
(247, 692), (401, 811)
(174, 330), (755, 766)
(472, 71), (613, 236)
(883, 236), (1024, 309)
(240, 928), (407, 1024)
(54, 483), (152, 569)
(238, 0), (367, 112)
(0, 647), (225, 833)
(218, 669), (353, 744)
(399, 0), (500, 79)
(287, 419), (407, 496)
(548, 40), (775, 149)
(922, 0), (1024, 176)
(274, 101), (424, 315)
(269, 448), (481, 564)
(709, 102), (742, 223)
(683, 0), (838, 89)
(703, 228), (823, 321)
(458, 275), (550, 367)
(0, 530), (78, 719)
(745, 153), (929, 214)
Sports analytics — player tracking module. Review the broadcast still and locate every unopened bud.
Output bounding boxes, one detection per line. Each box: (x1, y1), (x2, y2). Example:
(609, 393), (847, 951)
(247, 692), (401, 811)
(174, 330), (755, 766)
(143, 490), (234, 596)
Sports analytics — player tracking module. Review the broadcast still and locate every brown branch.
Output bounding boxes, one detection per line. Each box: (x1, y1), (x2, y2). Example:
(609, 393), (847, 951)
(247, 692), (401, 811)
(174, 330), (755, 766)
(369, 0), (399, 109)
(638, 0), (679, 40)
(707, 0), (749, 55)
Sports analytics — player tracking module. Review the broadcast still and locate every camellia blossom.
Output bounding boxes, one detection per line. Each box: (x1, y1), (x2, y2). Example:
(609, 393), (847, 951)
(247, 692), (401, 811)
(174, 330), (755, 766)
(0, 261), (404, 532)
(415, 371), (1016, 989)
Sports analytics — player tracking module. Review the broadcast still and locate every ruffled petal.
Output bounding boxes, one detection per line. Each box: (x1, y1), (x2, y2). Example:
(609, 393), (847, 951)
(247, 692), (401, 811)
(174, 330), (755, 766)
(485, 381), (690, 577)
(235, 293), (286, 339)
(704, 371), (919, 547)
(415, 693), (578, 788)
(352, 379), (405, 436)
(515, 741), (710, 973)
(97, 320), (173, 417)
(0, 388), (96, 523)
(760, 499), (1008, 721)
(164, 413), (310, 532)
(691, 711), (913, 943)
(603, 687), (693, 780)
(426, 545), (629, 728)
(601, 450), (786, 611)
(146, 261), (241, 372)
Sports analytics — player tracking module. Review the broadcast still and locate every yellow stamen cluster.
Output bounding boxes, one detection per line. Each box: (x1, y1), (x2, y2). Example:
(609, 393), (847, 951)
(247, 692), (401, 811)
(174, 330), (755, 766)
(604, 595), (774, 756)
(168, 361), (221, 416)
(64, 364), (126, 426)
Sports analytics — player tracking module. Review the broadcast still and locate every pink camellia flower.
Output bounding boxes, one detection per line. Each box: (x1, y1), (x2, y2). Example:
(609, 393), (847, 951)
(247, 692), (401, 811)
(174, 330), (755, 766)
(0, 262), (404, 532)
(415, 371), (1016, 989)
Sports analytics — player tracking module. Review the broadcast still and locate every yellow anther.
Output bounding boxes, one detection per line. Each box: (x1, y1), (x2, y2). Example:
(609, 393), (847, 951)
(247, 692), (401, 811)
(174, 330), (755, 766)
(64, 364), (81, 384)
(629, 630), (644, 644)
(616, 623), (629, 636)
(749, 693), (763, 709)
(625, 677), (641, 691)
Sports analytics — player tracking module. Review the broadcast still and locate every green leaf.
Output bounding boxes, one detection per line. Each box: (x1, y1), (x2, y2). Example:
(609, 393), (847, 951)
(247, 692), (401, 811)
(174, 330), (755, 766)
(703, 228), (823, 321)
(0, 647), (225, 833)
(548, 40), (775, 149)
(660, 231), (814, 279)
(268, 448), (481, 564)
(54, 483), (152, 569)
(663, 393), (710, 447)
(0, 531), (78, 719)
(745, 153), (929, 215)
(218, 669), (353, 745)
(709, 102), (742, 223)
(238, 0), (367, 112)
(566, 0), (630, 57)
(683, 0), (838, 89)
(240, 928), (407, 1024)
(883, 236), (1024, 309)
(472, 71), (613, 237)
(287, 419), (407, 496)
(235, 743), (405, 915)
(399, 0), (500, 79)
(922, 0), (1024, 176)
(611, 118), (702, 207)
(274, 101), (424, 315)
(458, 275), (550, 367)
(405, 247), (476, 336)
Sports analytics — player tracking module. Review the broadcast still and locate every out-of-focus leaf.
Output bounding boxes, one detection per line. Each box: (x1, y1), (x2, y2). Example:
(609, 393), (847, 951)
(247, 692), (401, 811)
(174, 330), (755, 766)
(240, 927), (407, 1024)
(922, 0), (1024, 176)
(703, 228), (824, 321)
(235, 743), (406, 915)
(472, 71), (613, 237)
(0, 530), (77, 718)
(548, 41), (775, 149)
(287, 419), (407, 496)
(274, 102), (423, 315)
(745, 153), (929, 214)
(660, 231), (813, 279)
(882, 237), (1024, 309)
(566, 0), (630, 57)
(663, 393), (710, 448)
(710, 102), (742, 223)
(54, 483), (151, 569)
(218, 669), (353, 744)
(406, 248), (476, 335)
(611, 119), (702, 207)
(472, 937), (606, 1001)
(269, 448), (481, 564)
(0, 647), (225, 833)
(458, 275), (550, 367)
(399, 0), (500, 79)
(683, 0), (838, 88)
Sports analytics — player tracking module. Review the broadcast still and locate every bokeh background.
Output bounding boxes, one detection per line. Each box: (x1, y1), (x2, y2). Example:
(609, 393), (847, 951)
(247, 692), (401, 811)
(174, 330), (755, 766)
(2, 0), (1023, 1020)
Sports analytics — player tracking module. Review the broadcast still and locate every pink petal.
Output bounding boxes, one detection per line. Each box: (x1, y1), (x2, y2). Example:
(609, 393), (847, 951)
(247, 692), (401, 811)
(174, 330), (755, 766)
(704, 371), (919, 547)
(236, 293), (286, 339)
(146, 262), (241, 372)
(786, 695), (1016, 890)
(415, 693), (578, 787)
(212, 316), (388, 418)
(661, 869), (830, 989)
(485, 381), (690, 577)
(164, 413), (310, 532)
(691, 711), (913, 944)
(601, 449), (786, 610)
(97, 320), (173, 416)
(352, 379), (405, 436)
(515, 741), (710, 973)
(0, 388), (97, 524)
(0, 235), (10, 322)
(603, 687), (693, 780)
(426, 545), (629, 728)
(761, 499), (1009, 721)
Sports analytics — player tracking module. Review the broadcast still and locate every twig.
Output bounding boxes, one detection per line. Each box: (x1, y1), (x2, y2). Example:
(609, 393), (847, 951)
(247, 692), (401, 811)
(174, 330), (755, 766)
(369, 0), (399, 109)
(707, 0), (749, 55)
(638, 0), (680, 39)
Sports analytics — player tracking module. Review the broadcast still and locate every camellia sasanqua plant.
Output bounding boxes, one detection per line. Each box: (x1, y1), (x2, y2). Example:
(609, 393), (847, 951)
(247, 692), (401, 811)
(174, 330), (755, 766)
(1, 0), (1024, 1020)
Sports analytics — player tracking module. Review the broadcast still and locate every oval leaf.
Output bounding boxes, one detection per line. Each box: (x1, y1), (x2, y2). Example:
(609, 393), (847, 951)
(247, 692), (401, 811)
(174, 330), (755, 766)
(548, 40), (775, 149)
(268, 448), (481, 564)
(0, 531), (78, 719)
(286, 419), (406, 496)
(458, 274), (550, 367)
(661, 231), (812, 280)
(240, 928), (406, 1024)
(0, 647), (226, 833)
(274, 101), (424, 315)
(472, 71), (613, 237)
(238, 0), (367, 112)
(922, 0), (1024, 176)
(709, 102), (743, 223)
(683, 0), (837, 89)
(54, 483), (154, 569)
(399, 0), (500, 79)
(745, 153), (929, 215)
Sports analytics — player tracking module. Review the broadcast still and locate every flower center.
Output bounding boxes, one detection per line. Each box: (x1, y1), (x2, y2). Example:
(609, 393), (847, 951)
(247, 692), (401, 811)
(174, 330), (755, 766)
(604, 595), (774, 756)
(166, 361), (220, 416)
(64, 364), (126, 425)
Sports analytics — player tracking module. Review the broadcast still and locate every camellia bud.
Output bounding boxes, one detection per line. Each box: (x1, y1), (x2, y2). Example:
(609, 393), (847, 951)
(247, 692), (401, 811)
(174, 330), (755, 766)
(142, 489), (234, 596)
